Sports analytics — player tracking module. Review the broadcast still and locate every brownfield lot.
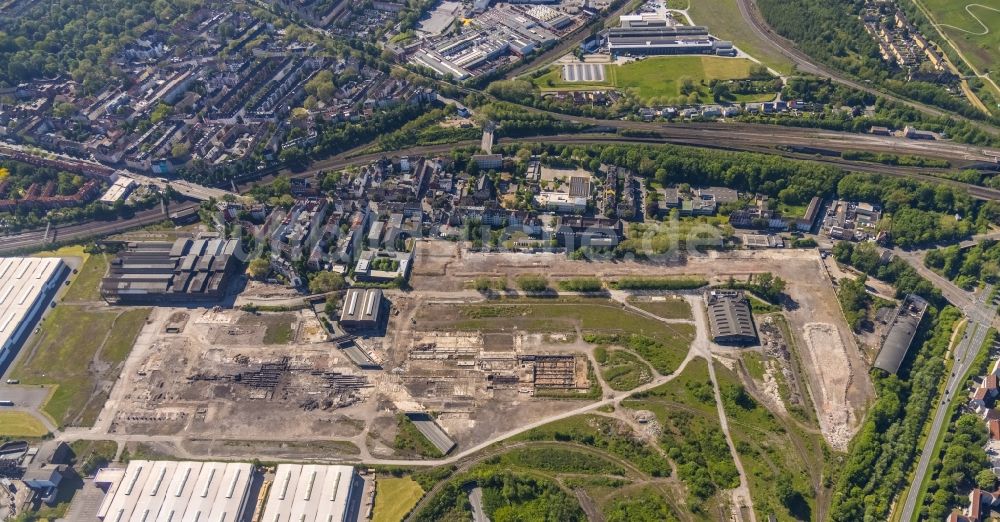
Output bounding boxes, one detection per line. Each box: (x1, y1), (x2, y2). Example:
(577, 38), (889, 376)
(409, 240), (873, 449)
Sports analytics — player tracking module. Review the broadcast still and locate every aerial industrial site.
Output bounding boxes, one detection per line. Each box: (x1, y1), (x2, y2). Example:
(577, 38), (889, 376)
(2, 0), (1000, 518)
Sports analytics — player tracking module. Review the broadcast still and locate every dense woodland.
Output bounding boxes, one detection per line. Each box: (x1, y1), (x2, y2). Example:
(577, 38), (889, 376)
(925, 240), (1000, 289)
(756, 0), (997, 123)
(830, 301), (960, 520)
(0, 0), (204, 90)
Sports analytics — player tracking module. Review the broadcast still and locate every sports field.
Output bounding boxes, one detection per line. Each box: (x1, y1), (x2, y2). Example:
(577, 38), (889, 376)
(916, 0), (1000, 78)
(534, 56), (774, 104)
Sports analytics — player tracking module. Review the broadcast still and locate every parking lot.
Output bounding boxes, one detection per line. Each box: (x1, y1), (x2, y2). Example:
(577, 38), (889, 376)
(562, 62), (606, 82)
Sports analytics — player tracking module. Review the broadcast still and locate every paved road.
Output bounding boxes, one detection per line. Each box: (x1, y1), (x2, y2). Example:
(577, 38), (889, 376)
(898, 314), (993, 521)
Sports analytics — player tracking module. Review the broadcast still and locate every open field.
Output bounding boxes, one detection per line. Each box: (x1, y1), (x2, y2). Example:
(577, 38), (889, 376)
(916, 0), (1000, 78)
(714, 360), (830, 521)
(415, 298), (695, 375)
(533, 56), (774, 104)
(10, 305), (149, 427)
(62, 253), (110, 303)
(373, 477), (424, 522)
(0, 411), (49, 437)
(627, 295), (693, 319)
(686, 0), (795, 74)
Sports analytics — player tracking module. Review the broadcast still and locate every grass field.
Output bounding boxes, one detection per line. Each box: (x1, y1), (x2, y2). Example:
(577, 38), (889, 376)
(686, 0), (794, 74)
(63, 253), (110, 302)
(714, 362), (828, 521)
(596, 348), (652, 391)
(374, 477), (424, 522)
(10, 305), (150, 427)
(426, 298), (695, 375)
(33, 244), (109, 302)
(627, 296), (692, 319)
(533, 56), (776, 104)
(916, 0), (1000, 79)
(0, 411), (49, 437)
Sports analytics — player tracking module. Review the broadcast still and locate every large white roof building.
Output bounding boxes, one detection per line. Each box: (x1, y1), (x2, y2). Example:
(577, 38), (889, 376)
(260, 464), (358, 522)
(95, 460), (255, 522)
(0, 257), (67, 368)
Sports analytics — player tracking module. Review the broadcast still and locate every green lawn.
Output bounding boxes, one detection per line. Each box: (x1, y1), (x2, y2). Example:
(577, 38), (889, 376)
(0, 411), (49, 437)
(10, 305), (150, 427)
(374, 477), (424, 522)
(686, 0), (794, 74)
(916, 0), (1000, 79)
(533, 56), (775, 104)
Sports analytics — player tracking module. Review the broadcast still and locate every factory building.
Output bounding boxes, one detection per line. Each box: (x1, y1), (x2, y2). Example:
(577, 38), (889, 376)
(705, 289), (758, 345)
(607, 24), (734, 56)
(874, 295), (929, 374)
(94, 460), (255, 522)
(0, 257), (68, 370)
(260, 464), (361, 522)
(339, 288), (385, 330)
(100, 238), (244, 304)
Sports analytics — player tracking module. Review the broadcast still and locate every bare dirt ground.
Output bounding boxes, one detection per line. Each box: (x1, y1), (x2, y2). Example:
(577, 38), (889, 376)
(409, 241), (874, 449)
(104, 307), (376, 442)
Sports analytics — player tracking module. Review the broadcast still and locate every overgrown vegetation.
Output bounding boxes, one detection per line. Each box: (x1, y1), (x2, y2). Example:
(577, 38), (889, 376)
(626, 359), (739, 508)
(597, 348), (653, 391)
(516, 274), (549, 293)
(830, 305), (960, 520)
(833, 241), (942, 302)
(557, 277), (604, 292)
(393, 414), (444, 459)
(415, 469), (584, 521)
(837, 275), (872, 332)
(514, 415), (672, 476)
(925, 239), (1000, 290)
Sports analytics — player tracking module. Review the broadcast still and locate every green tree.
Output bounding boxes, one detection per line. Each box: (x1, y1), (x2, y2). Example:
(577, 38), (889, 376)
(248, 258), (270, 279)
(308, 271), (346, 293)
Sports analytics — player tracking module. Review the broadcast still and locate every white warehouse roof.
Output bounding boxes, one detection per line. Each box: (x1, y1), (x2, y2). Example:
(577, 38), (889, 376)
(260, 464), (357, 522)
(95, 460), (254, 522)
(0, 257), (65, 366)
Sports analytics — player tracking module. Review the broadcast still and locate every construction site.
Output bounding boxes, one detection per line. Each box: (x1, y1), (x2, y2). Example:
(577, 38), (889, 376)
(80, 239), (873, 464)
